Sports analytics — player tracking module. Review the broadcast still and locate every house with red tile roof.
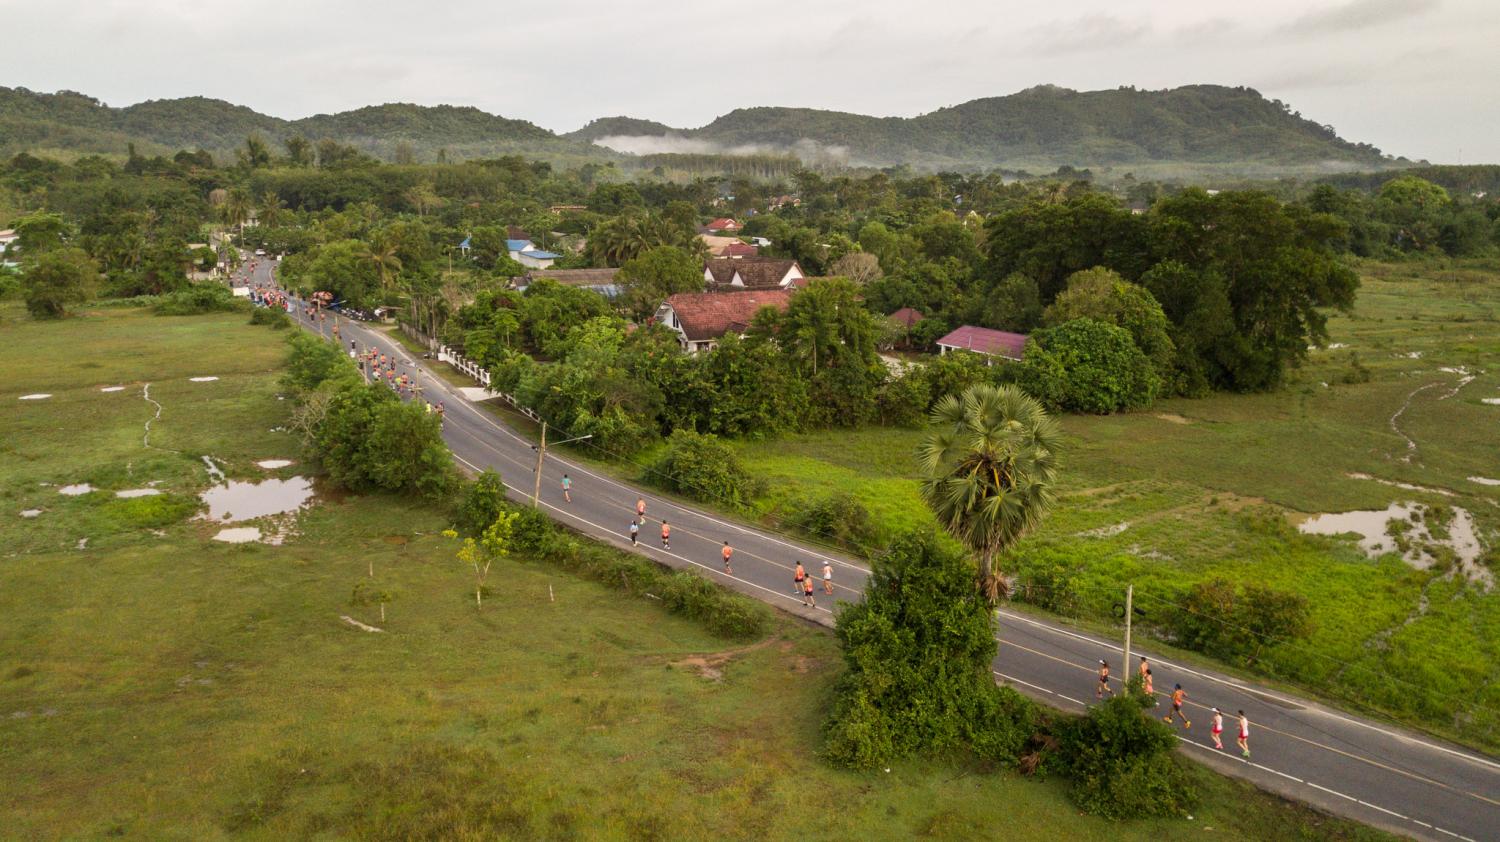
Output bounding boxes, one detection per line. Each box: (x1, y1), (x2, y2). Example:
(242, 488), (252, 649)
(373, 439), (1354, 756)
(705, 217), (742, 233)
(935, 325), (1028, 363)
(655, 289), (794, 353)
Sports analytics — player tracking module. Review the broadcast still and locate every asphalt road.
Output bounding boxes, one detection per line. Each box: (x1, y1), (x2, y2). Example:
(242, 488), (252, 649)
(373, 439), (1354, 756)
(246, 259), (1500, 842)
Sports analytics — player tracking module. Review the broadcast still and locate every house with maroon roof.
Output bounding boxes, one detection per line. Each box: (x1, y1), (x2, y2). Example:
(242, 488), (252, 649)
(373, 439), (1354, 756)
(717, 241), (759, 259)
(703, 257), (803, 290)
(935, 325), (1028, 363)
(655, 289), (794, 353)
(705, 217), (742, 233)
(888, 307), (924, 329)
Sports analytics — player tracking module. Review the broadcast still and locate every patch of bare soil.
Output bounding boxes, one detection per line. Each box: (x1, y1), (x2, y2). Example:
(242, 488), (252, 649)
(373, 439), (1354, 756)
(1154, 412), (1193, 425)
(669, 637), (780, 682)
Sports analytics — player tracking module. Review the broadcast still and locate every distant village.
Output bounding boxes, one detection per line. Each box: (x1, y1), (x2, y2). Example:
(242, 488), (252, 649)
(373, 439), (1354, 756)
(499, 208), (1025, 364)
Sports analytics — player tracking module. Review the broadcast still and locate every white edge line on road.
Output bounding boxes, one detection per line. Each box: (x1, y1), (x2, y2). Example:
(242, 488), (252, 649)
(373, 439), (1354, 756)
(996, 609), (1500, 775)
(451, 453), (835, 618)
(1307, 781), (1359, 802)
(993, 671), (1054, 696)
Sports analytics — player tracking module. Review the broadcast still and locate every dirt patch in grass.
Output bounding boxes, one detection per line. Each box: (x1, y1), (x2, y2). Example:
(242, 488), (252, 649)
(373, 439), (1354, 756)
(669, 637), (780, 681)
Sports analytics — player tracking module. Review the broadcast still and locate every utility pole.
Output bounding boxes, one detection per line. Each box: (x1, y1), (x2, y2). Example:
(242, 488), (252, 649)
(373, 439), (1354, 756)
(530, 424), (591, 508)
(532, 422), (547, 507)
(1122, 583), (1133, 686)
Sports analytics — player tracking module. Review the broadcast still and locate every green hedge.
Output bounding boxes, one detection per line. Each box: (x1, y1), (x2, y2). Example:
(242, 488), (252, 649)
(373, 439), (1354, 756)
(508, 503), (768, 640)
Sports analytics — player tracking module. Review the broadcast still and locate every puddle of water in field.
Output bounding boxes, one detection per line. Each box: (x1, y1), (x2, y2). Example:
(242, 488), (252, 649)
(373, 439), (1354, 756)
(20, 509), (42, 518)
(1482, 398), (1500, 406)
(19, 394), (51, 400)
(57, 484), (94, 496)
(201, 456), (225, 483)
(199, 476), (314, 522)
(1470, 477), (1500, 487)
(115, 488), (161, 498)
(256, 459), (294, 469)
(1298, 502), (1491, 586)
(100, 386), (125, 393)
(1346, 472), (1453, 497)
(212, 527), (262, 543)
(188, 376), (219, 382)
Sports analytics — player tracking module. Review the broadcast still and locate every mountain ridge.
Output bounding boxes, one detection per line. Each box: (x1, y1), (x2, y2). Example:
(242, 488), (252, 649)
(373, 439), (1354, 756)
(0, 83), (1406, 173)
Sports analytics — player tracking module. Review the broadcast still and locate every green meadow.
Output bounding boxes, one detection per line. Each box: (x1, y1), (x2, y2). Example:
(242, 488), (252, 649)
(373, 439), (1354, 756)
(0, 302), (1397, 838)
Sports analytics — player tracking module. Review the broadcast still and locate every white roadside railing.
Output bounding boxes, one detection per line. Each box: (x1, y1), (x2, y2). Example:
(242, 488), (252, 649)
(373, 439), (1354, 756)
(436, 345), (543, 425)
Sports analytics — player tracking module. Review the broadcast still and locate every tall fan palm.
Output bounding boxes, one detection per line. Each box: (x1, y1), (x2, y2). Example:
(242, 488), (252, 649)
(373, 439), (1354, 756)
(917, 383), (1061, 603)
(357, 241), (403, 299)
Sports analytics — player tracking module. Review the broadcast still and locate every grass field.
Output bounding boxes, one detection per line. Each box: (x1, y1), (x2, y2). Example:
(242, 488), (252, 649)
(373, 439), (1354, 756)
(717, 260), (1500, 751)
(0, 301), (1398, 839)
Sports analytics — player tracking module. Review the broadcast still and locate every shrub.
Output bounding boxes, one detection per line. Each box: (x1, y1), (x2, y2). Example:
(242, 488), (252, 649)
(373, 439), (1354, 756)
(658, 573), (767, 639)
(1163, 578), (1312, 667)
(456, 470), (509, 536)
(1020, 318), (1160, 414)
(313, 382), (457, 500)
(249, 307), (292, 329)
(1055, 694), (1196, 819)
(503, 502), (767, 640)
(155, 284), (242, 315)
(283, 332), (361, 394)
(647, 429), (760, 509)
(789, 492), (876, 553)
(824, 531), (1037, 769)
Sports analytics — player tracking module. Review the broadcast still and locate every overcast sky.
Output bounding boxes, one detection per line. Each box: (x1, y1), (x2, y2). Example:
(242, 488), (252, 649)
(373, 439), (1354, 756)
(2, 0), (1496, 163)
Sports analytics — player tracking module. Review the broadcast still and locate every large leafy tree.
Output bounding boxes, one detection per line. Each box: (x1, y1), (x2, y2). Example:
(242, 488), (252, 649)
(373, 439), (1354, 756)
(616, 244), (704, 322)
(1043, 266), (1176, 385)
(21, 246), (99, 319)
(917, 383), (1061, 602)
(1149, 189), (1359, 390)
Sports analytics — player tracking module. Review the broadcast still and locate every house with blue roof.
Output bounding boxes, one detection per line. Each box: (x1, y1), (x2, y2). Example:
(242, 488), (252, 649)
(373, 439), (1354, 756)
(507, 238), (560, 270)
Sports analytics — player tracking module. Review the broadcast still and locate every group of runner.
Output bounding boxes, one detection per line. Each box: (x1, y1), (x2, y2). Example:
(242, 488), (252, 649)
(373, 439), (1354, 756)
(1097, 656), (1252, 758)
(612, 492), (834, 607)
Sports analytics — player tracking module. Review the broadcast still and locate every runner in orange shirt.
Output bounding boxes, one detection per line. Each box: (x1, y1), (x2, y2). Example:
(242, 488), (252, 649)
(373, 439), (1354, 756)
(721, 541), (733, 574)
(1163, 684), (1191, 729)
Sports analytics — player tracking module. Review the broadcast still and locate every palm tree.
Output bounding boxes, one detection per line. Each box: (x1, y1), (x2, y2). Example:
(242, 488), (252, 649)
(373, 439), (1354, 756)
(257, 190), (285, 228)
(917, 383), (1061, 603)
(356, 240), (403, 299)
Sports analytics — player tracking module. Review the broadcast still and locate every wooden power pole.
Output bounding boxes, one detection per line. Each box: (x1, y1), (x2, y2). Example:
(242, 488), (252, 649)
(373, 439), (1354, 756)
(531, 422), (547, 508)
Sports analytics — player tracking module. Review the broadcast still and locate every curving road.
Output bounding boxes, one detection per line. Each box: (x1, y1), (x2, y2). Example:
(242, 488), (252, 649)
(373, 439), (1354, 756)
(251, 259), (1499, 842)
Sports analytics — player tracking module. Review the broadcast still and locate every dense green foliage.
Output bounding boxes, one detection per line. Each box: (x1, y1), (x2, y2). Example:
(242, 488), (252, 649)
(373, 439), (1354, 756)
(20, 245), (98, 318)
(647, 430), (760, 509)
(1021, 319), (1160, 414)
(1163, 579), (1313, 668)
(824, 531), (1037, 768)
(153, 283), (241, 315)
(1056, 694), (1197, 819)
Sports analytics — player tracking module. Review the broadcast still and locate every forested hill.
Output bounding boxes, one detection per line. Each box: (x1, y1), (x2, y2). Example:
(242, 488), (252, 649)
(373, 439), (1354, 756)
(588, 85), (1404, 173)
(0, 87), (599, 164)
(1, 84), (1404, 174)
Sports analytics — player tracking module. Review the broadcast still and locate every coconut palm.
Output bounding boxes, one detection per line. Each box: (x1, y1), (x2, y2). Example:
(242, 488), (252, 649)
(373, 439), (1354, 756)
(917, 383), (1061, 603)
